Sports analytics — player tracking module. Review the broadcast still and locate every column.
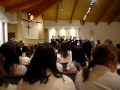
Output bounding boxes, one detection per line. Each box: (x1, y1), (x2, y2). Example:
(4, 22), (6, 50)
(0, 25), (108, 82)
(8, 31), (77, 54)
(0, 21), (3, 46)
(16, 11), (23, 41)
(37, 15), (44, 42)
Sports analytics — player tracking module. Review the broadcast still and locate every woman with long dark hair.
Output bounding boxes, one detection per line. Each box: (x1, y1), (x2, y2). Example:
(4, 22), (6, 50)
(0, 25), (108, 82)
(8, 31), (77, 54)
(67, 46), (87, 72)
(57, 41), (72, 63)
(75, 43), (120, 90)
(17, 43), (76, 90)
(0, 47), (17, 90)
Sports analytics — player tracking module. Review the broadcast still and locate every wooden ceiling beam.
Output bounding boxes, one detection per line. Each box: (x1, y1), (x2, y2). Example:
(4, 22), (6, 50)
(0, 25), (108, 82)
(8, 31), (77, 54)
(108, 1), (120, 25)
(108, 11), (120, 25)
(70, 0), (78, 24)
(95, 0), (115, 25)
(22, 0), (45, 13)
(5, 0), (40, 12)
(0, 0), (16, 6)
(55, 3), (59, 23)
(32, 0), (61, 18)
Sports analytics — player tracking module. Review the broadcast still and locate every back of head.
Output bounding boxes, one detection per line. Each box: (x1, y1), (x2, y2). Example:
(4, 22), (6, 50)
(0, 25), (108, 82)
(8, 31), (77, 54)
(24, 43), (62, 84)
(60, 41), (69, 58)
(72, 46), (86, 67)
(0, 47), (9, 86)
(0, 42), (19, 73)
(83, 43), (118, 82)
(60, 41), (69, 51)
(92, 43), (117, 66)
(104, 39), (113, 45)
(82, 40), (92, 59)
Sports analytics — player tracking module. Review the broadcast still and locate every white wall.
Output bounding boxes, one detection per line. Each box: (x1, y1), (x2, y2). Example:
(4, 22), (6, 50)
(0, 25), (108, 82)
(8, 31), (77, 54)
(0, 6), (8, 45)
(44, 20), (120, 45)
(80, 22), (120, 45)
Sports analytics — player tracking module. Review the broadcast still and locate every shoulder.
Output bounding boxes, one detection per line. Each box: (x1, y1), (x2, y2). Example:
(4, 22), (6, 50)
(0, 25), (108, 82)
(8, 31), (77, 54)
(75, 70), (83, 84)
(104, 72), (120, 83)
(7, 84), (17, 90)
(62, 75), (76, 90)
(62, 75), (75, 85)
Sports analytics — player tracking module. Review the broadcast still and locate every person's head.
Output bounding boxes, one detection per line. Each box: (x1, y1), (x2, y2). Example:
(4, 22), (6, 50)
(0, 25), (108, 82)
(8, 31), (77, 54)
(82, 40), (92, 60)
(92, 44), (118, 69)
(26, 45), (34, 57)
(23, 43), (62, 84)
(0, 47), (9, 86)
(59, 41), (70, 58)
(104, 39), (113, 45)
(72, 46), (86, 70)
(97, 40), (100, 44)
(70, 36), (72, 39)
(0, 42), (20, 74)
(83, 43), (118, 82)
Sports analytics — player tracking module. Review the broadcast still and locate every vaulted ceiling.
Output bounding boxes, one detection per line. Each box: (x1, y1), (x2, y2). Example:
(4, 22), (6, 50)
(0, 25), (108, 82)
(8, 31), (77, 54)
(0, 0), (120, 25)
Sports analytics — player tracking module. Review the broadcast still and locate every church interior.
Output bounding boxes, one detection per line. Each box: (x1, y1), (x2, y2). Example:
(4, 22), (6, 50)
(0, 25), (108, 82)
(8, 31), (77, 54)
(0, 0), (120, 45)
(0, 0), (120, 90)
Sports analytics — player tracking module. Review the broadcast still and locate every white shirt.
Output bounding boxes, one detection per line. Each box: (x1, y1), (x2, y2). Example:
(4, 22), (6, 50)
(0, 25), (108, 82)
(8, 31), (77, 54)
(56, 63), (63, 72)
(19, 56), (30, 65)
(66, 61), (77, 72)
(75, 65), (120, 90)
(0, 84), (17, 90)
(57, 51), (72, 63)
(14, 64), (27, 75)
(17, 74), (76, 90)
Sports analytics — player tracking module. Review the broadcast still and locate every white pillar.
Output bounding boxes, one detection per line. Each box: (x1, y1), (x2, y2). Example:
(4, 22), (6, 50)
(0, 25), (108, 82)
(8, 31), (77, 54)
(0, 21), (3, 46)
(4, 22), (8, 42)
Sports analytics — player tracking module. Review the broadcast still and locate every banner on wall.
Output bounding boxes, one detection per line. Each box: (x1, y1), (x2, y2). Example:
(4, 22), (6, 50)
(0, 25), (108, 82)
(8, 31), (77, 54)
(22, 21), (39, 39)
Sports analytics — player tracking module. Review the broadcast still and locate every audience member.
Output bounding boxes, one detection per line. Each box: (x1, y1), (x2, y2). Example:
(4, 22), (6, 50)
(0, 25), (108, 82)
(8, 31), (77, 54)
(19, 46), (30, 66)
(0, 39), (27, 75)
(82, 40), (92, 61)
(57, 41), (72, 63)
(75, 43), (120, 90)
(17, 43), (76, 90)
(0, 47), (17, 90)
(67, 46), (86, 72)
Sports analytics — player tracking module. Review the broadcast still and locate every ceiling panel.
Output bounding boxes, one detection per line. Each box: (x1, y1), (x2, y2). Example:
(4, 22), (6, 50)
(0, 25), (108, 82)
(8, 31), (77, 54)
(1, 0), (120, 24)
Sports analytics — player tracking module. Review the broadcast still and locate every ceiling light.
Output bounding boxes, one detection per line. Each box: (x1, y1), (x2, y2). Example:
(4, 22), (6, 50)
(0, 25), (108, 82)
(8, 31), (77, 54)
(90, 3), (93, 5)
(28, 13), (31, 16)
(60, 0), (63, 11)
(83, 15), (87, 20)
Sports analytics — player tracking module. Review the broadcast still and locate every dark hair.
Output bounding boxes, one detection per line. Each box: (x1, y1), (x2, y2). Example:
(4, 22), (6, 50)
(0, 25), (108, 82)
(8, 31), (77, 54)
(82, 43), (118, 82)
(59, 41), (69, 58)
(26, 45), (34, 57)
(82, 40), (92, 60)
(23, 43), (62, 84)
(0, 48), (9, 86)
(0, 42), (19, 73)
(72, 46), (86, 70)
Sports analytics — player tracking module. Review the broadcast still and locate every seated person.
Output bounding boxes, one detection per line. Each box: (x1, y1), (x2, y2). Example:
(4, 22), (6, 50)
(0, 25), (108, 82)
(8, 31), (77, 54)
(0, 47), (17, 90)
(57, 41), (72, 63)
(17, 43), (76, 90)
(67, 46), (87, 72)
(75, 43), (120, 90)
(19, 46), (31, 65)
(0, 40), (27, 75)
